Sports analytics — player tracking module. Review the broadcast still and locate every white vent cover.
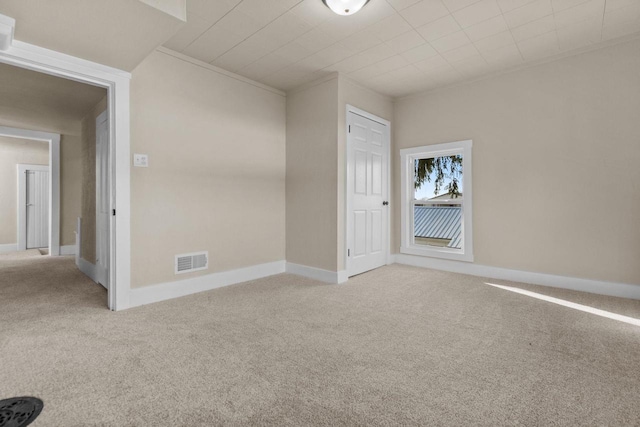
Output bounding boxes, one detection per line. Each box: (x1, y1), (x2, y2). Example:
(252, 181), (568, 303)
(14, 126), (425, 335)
(175, 251), (208, 275)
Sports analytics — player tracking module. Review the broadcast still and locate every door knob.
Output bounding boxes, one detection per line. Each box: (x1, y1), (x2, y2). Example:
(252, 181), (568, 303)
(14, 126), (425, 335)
(382, 201), (389, 206)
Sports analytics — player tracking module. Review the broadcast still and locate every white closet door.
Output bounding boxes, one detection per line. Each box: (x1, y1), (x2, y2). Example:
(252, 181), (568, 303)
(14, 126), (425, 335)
(347, 111), (389, 277)
(26, 169), (50, 249)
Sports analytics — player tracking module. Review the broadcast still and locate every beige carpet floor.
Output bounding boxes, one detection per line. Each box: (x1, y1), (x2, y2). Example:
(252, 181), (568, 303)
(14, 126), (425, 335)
(1, 254), (640, 426)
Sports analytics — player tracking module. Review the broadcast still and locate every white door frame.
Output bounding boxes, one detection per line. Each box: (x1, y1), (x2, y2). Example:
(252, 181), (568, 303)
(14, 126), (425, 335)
(17, 163), (51, 250)
(1, 126), (60, 254)
(345, 104), (391, 279)
(0, 24), (132, 311)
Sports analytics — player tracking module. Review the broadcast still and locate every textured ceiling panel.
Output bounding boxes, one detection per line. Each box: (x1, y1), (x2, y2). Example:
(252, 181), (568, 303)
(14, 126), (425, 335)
(165, 0), (640, 97)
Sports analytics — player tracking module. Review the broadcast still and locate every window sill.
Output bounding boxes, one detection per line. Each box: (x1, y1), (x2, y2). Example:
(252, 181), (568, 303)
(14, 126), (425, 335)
(400, 246), (474, 263)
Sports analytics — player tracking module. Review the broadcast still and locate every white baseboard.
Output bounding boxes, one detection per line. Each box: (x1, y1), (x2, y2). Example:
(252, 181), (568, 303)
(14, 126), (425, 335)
(60, 245), (75, 256)
(129, 260), (286, 308)
(286, 262), (346, 284)
(393, 253), (640, 300)
(119, 253), (640, 310)
(0, 243), (17, 253)
(337, 270), (349, 284)
(77, 257), (98, 284)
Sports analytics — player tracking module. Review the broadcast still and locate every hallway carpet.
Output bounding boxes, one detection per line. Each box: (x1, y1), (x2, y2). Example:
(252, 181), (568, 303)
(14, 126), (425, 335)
(1, 255), (639, 426)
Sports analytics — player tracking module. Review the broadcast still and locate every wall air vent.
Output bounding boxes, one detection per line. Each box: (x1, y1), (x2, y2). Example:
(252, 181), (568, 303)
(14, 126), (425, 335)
(175, 251), (208, 275)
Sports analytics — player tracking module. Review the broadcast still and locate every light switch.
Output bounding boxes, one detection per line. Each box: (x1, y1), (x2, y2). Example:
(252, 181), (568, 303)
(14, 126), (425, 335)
(133, 153), (149, 167)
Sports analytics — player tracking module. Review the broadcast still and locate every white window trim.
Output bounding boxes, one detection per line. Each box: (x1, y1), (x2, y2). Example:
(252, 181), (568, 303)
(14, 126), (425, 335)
(400, 140), (473, 262)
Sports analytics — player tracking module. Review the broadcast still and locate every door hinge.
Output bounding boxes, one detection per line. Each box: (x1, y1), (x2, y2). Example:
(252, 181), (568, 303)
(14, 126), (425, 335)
(112, 209), (116, 216)
(348, 249), (350, 257)
(348, 125), (351, 133)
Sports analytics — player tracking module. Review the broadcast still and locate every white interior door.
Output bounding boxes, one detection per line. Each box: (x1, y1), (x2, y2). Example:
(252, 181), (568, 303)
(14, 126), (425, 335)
(25, 167), (50, 249)
(96, 111), (109, 288)
(347, 110), (389, 277)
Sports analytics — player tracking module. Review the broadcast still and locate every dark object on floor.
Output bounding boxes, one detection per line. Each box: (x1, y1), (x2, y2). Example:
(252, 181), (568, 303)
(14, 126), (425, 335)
(0, 397), (43, 427)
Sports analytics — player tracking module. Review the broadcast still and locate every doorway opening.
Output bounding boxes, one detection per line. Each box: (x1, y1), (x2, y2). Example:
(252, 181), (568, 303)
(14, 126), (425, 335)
(0, 60), (112, 306)
(0, 126), (60, 256)
(0, 28), (132, 310)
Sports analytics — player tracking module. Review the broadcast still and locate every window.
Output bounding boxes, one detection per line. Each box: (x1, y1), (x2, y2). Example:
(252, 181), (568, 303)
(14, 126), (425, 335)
(400, 140), (473, 262)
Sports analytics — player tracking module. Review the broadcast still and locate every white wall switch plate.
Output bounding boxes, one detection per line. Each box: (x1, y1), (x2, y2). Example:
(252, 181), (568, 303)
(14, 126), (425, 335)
(133, 153), (149, 167)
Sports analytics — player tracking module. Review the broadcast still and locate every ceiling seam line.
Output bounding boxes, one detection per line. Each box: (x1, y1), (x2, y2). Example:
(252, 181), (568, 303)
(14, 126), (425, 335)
(259, 2), (399, 87)
(239, 16), (340, 82)
(209, 0), (306, 68)
(600, 0), (607, 41)
(183, 0), (245, 51)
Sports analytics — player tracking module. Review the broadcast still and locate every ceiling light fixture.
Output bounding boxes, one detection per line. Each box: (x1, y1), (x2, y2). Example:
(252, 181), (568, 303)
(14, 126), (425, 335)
(322, 0), (370, 16)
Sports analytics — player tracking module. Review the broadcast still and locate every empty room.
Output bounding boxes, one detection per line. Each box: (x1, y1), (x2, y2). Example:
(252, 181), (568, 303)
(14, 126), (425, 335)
(0, 0), (638, 426)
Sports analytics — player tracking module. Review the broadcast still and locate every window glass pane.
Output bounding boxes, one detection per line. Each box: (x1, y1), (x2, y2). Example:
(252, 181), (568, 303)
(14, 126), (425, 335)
(413, 154), (463, 249)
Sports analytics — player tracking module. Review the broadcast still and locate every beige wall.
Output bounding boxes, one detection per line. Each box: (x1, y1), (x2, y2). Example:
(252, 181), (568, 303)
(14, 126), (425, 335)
(0, 136), (49, 244)
(79, 97), (108, 263)
(337, 75), (394, 271)
(59, 134), (83, 246)
(130, 50), (286, 288)
(394, 39), (640, 285)
(286, 76), (339, 271)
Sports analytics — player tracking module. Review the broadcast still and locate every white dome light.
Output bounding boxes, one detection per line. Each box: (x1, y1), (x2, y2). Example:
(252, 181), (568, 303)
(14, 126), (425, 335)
(322, 0), (370, 16)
